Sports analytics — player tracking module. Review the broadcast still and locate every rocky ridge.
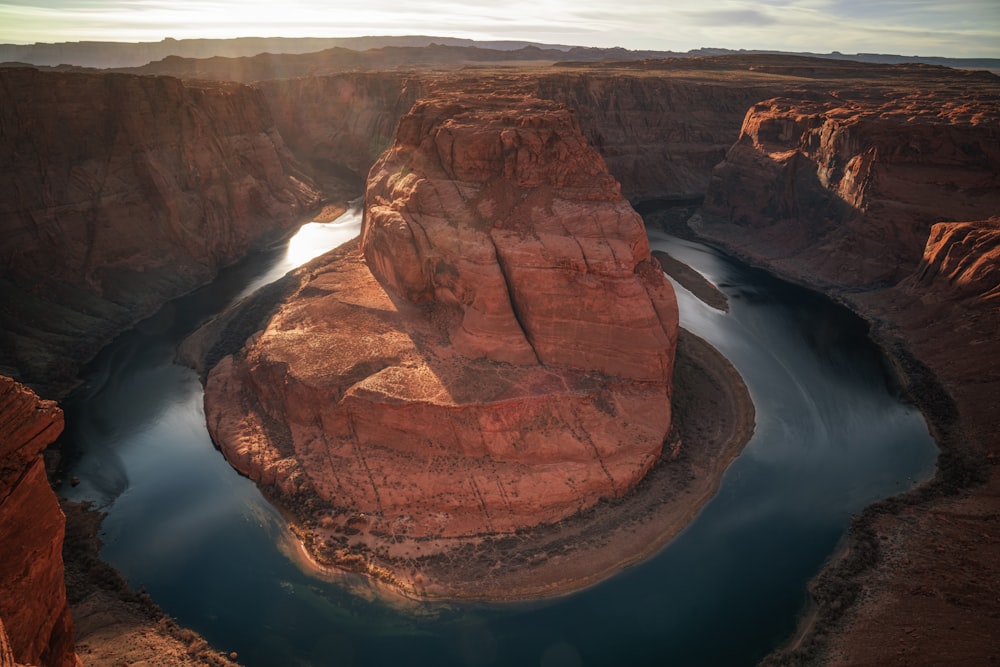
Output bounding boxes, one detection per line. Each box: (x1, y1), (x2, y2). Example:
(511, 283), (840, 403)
(0, 376), (76, 667)
(202, 91), (678, 591)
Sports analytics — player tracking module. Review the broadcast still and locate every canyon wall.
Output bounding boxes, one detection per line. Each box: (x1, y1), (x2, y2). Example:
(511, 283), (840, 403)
(257, 73), (426, 195)
(201, 92), (677, 586)
(254, 64), (782, 206)
(0, 68), (321, 395)
(697, 76), (1000, 664)
(703, 86), (1000, 287)
(535, 70), (780, 200)
(0, 376), (76, 667)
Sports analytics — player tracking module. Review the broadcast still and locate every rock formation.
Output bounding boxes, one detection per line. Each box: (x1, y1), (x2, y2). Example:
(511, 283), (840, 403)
(203, 92), (677, 568)
(257, 74), (426, 195)
(703, 84), (1000, 286)
(0, 376), (77, 667)
(696, 71), (1000, 664)
(252, 63), (786, 205)
(535, 69), (782, 200)
(0, 68), (321, 395)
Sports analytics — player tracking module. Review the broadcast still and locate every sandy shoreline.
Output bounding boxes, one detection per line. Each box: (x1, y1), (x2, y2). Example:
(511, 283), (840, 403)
(284, 326), (755, 601)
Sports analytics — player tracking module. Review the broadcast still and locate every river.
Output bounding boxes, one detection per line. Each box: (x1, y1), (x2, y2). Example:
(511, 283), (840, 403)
(60, 206), (938, 666)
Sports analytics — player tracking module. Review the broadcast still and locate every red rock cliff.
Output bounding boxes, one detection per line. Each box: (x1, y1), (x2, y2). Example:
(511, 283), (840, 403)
(254, 62), (787, 206)
(694, 68), (1000, 664)
(535, 69), (781, 199)
(203, 93), (677, 559)
(703, 83), (1000, 286)
(362, 93), (677, 380)
(0, 376), (76, 667)
(257, 74), (426, 194)
(0, 68), (321, 394)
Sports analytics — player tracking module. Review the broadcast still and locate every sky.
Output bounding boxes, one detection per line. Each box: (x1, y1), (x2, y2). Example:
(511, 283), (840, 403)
(1, 0), (998, 58)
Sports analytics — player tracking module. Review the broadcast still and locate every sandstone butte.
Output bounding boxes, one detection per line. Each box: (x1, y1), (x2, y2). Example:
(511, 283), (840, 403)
(0, 376), (77, 667)
(203, 91), (679, 587)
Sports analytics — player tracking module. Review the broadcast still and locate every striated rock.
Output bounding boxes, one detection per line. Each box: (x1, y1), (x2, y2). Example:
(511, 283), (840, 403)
(258, 74), (426, 195)
(536, 70), (781, 199)
(362, 93), (677, 380)
(0, 68), (321, 395)
(0, 376), (77, 667)
(703, 88), (1000, 286)
(204, 93), (678, 554)
(694, 68), (1000, 663)
(910, 219), (1000, 301)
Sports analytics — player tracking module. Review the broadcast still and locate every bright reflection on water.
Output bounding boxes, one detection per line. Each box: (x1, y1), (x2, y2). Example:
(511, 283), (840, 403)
(61, 213), (938, 666)
(234, 210), (364, 302)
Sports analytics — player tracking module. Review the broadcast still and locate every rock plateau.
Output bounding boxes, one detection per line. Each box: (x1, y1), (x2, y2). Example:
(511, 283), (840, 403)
(202, 91), (678, 585)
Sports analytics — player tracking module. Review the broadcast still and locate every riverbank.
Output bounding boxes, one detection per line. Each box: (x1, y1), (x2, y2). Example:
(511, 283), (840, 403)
(279, 326), (754, 600)
(61, 502), (243, 667)
(689, 212), (1000, 665)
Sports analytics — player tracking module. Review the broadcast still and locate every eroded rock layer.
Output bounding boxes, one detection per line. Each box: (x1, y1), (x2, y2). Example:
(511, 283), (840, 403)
(695, 73), (1000, 664)
(0, 68), (320, 394)
(703, 87), (1000, 286)
(0, 376), (76, 667)
(204, 93), (678, 546)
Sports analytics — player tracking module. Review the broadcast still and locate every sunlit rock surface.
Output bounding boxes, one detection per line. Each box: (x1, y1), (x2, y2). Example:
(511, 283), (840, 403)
(205, 92), (678, 542)
(0, 376), (76, 667)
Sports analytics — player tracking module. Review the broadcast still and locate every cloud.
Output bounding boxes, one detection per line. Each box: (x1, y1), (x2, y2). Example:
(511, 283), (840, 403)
(681, 8), (780, 27)
(0, 0), (997, 57)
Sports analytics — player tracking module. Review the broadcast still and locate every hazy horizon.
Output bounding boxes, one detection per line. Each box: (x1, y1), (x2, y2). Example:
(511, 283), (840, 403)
(1, 1), (998, 59)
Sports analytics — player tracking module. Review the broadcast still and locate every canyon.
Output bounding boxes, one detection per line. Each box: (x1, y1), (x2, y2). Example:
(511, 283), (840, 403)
(0, 49), (997, 664)
(199, 91), (683, 594)
(0, 68), (320, 396)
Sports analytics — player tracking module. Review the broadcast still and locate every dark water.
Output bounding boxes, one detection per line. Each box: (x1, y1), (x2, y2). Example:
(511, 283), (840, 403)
(60, 213), (938, 666)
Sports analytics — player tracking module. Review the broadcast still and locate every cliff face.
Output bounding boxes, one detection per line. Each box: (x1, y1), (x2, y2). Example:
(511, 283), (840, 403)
(257, 74), (426, 195)
(536, 71), (780, 199)
(202, 92), (677, 579)
(254, 68), (775, 205)
(0, 376), (76, 667)
(694, 71), (1000, 664)
(0, 68), (321, 394)
(703, 90), (1000, 286)
(362, 93), (677, 380)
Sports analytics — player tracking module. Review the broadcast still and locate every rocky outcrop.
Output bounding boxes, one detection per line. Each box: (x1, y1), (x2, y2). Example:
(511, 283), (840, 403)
(202, 92), (678, 580)
(362, 93), (677, 380)
(0, 376), (77, 667)
(0, 68), (321, 395)
(703, 87), (1000, 286)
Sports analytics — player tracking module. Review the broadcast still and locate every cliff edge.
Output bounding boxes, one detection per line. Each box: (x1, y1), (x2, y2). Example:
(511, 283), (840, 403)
(695, 74), (1000, 665)
(0, 376), (77, 667)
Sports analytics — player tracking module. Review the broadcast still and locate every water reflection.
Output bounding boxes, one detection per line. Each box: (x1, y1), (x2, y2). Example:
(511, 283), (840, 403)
(60, 216), (938, 666)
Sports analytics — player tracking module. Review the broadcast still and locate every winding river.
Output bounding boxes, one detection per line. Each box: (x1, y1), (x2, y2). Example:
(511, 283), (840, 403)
(61, 206), (938, 666)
